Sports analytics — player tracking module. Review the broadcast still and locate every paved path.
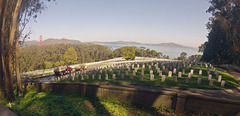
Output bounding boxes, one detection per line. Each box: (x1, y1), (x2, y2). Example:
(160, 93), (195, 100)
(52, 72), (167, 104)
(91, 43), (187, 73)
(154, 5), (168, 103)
(0, 104), (17, 116)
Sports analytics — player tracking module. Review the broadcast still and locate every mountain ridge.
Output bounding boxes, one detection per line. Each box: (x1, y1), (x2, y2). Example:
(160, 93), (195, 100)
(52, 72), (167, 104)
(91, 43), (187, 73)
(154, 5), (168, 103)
(24, 38), (197, 50)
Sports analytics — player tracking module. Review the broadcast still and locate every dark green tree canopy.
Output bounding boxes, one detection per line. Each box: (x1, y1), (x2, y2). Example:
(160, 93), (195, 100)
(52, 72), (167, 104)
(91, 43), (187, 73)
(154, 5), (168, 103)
(201, 0), (240, 66)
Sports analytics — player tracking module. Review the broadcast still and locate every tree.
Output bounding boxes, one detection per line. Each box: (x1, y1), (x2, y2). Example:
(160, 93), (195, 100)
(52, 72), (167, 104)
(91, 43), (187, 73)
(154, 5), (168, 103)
(198, 42), (208, 52)
(201, 0), (240, 65)
(64, 47), (78, 65)
(178, 52), (187, 61)
(121, 47), (135, 60)
(157, 52), (162, 58)
(140, 46), (145, 57)
(188, 55), (202, 62)
(0, 0), (48, 100)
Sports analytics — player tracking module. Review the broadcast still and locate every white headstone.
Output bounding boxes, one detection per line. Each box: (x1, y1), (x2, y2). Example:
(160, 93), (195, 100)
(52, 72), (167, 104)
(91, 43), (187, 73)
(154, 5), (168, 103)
(221, 80), (225, 87)
(150, 74), (154, 81)
(190, 69), (194, 75)
(161, 75), (166, 82)
(188, 73), (191, 78)
(168, 71), (172, 77)
(208, 74), (212, 80)
(178, 72), (182, 77)
(112, 74), (116, 80)
(159, 71), (162, 76)
(105, 74), (108, 80)
(81, 75), (84, 80)
(173, 68), (177, 74)
(199, 70), (202, 75)
(218, 75), (222, 82)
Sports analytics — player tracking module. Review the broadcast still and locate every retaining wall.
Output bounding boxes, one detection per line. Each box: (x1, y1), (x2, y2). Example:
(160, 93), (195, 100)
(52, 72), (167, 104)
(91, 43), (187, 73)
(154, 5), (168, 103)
(220, 64), (240, 72)
(34, 82), (240, 115)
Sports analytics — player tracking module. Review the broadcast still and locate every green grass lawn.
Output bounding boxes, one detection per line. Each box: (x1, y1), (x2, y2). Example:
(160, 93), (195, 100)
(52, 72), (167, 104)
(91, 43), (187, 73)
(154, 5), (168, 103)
(0, 87), (175, 116)
(56, 63), (239, 90)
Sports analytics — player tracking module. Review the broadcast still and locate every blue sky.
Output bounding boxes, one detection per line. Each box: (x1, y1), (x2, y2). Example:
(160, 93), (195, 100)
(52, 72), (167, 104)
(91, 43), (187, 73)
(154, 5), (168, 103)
(24, 0), (211, 48)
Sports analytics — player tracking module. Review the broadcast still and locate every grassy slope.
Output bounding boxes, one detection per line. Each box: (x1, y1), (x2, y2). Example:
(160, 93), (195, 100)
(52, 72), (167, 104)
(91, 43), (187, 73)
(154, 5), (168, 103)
(58, 64), (239, 90)
(0, 87), (175, 116)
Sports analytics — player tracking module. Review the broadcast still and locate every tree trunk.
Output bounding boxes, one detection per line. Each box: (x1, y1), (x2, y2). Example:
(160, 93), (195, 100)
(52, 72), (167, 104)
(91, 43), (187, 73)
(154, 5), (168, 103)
(0, 0), (8, 98)
(15, 23), (22, 96)
(5, 0), (22, 101)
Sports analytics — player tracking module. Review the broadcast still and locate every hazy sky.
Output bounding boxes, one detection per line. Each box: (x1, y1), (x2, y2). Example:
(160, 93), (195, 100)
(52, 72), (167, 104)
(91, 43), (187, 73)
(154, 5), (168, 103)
(24, 0), (211, 48)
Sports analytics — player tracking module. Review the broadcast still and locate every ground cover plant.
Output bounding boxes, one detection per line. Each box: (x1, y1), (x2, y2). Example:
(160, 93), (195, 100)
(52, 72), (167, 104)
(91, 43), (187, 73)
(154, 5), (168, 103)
(0, 87), (175, 116)
(56, 62), (239, 90)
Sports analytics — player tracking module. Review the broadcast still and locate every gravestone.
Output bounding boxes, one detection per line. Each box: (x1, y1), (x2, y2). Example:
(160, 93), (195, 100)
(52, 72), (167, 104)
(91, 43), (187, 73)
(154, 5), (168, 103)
(161, 75), (166, 82)
(105, 74), (108, 80)
(98, 74), (101, 80)
(209, 79), (213, 86)
(112, 74), (116, 80)
(81, 75), (84, 80)
(188, 73), (191, 78)
(125, 71), (128, 75)
(121, 74), (124, 80)
(150, 74), (154, 81)
(197, 78), (201, 85)
(163, 66), (165, 70)
(133, 71), (136, 76)
(150, 70), (153, 75)
(199, 70), (202, 75)
(130, 75), (134, 80)
(117, 70), (120, 75)
(208, 74), (212, 80)
(92, 75), (95, 80)
(185, 77), (189, 83)
(159, 71), (162, 76)
(86, 75), (89, 80)
(140, 74), (143, 80)
(218, 75), (222, 82)
(178, 72), (182, 77)
(190, 69), (194, 75)
(221, 80), (225, 87)
(165, 68), (168, 74)
(173, 68), (177, 74)
(168, 71), (172, 77)
(182, 69), (185, 74)
(173, 75), (177, 83)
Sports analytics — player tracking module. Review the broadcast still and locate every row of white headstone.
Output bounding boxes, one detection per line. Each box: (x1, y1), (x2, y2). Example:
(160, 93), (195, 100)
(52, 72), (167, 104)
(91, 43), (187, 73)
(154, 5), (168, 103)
(55, 61), (226, 87)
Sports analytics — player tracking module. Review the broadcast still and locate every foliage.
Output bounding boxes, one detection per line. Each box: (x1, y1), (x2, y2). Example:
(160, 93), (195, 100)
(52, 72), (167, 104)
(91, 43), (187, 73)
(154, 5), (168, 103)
(19, 44), (112, 72)
(188, 55), (202, 62)
(43, 61), (53, 69)
(64, 47), (78, 65)
(113, 46), (163, 58)
(177, 52), (187, 61)
(201, 0), (240, 66)
(121, 47), (136, 60)
(54, 61), (65, 67)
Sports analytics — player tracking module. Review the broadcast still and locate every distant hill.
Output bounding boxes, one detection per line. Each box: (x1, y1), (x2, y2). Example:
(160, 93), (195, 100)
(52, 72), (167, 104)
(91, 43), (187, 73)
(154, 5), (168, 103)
(23, 38), (84, 47)
(92, 41), (196, 50)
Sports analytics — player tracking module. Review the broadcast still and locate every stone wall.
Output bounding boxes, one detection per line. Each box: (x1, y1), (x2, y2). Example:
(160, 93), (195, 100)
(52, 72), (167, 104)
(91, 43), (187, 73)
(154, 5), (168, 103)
(34, 82), (240, 115)
(220, 64), (240, 72)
